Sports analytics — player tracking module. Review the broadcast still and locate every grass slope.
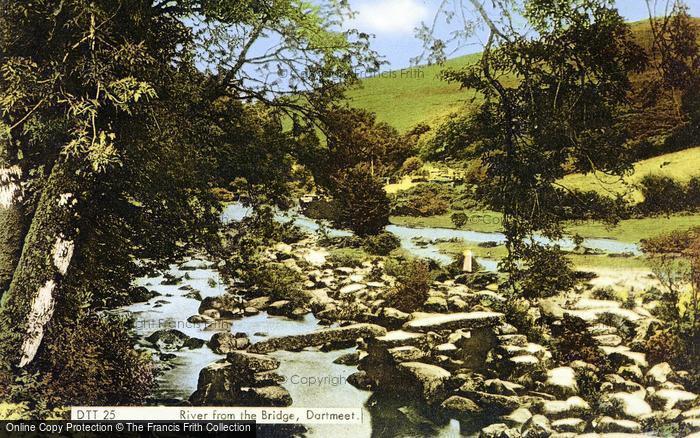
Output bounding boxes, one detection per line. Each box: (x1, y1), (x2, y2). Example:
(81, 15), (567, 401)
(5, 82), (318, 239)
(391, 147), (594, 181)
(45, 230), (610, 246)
(559, 146), (700, 202)
(346, 53), (482, 132)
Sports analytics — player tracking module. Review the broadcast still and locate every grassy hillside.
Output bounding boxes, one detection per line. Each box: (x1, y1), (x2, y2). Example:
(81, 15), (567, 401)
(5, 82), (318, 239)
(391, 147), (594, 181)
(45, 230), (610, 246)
(559, 146), (700, 202)
(346, 53), (482, 132)
(347, 19), (699, 134)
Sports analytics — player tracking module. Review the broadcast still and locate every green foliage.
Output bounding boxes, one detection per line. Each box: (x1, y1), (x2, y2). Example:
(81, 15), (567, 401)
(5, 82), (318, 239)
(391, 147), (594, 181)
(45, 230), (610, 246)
(451, 212), (468, 228)
(361, 232), (401, 256)
(386, 260), (431, 313)
(390, 183), (451, 217)
(400, 157), (424, 175)
(515, 244), (577, 299)
(638, 175), (700, 214)
(327, 248), (368, 269)
(439, 0), (645, 295)
(552, 314), (610, 371)
(252, 263), (308, 307)
(6, 315), (154, 410)
(330, 164), (391, 236)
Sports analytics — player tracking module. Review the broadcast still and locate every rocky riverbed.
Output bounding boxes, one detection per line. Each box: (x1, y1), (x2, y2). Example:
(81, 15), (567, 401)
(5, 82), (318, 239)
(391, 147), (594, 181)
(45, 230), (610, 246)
(118, 206), (700, 437)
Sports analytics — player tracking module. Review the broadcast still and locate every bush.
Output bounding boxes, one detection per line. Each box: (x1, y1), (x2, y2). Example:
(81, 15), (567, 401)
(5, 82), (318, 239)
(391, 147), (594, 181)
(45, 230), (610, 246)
(451, 212), (468, 228)
(252, 262), (308, 306)
(552, 314), (610, 371)
(331, 164), (390, 236)
(362, 232), (401, 256)
(638, 175), (688, 214)
(327, 248), (368, 269)
(386, 260), (431, 312)
(517, 244), (576, 299)
(6, 315), (156, 412)
(400, 156), (424, 175)
(391, 183), (450, 217)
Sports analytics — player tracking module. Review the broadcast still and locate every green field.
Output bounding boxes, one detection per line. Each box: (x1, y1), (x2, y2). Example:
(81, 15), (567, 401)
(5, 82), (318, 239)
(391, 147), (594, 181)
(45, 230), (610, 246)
(559, 146), (700, 203)
(391, 209), (700, 244)
(435, 240), (649, 270)
(346, 53), (482, 132)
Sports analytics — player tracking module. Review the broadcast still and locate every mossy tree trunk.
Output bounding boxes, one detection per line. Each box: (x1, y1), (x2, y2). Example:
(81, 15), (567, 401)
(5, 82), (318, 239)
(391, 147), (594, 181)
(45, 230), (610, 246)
(0, 156), (89, 368)
(0, 145), (26, 296)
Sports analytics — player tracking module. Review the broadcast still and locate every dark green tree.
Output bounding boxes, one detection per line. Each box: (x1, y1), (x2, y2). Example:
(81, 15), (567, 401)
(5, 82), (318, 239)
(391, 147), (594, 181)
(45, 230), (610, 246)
(0, 0), (373, 407)
(428, 0), (646, 296)
(331, 163), (391, 236)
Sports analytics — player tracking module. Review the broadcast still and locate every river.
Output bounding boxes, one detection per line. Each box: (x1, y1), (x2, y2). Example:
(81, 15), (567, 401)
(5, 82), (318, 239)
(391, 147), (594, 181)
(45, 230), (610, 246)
(120, 203), (641, 437)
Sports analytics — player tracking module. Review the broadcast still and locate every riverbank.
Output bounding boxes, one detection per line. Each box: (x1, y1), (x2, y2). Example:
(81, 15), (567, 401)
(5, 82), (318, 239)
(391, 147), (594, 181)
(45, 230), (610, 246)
(391, 210), (700, 244)
(116, 204), (700, 437)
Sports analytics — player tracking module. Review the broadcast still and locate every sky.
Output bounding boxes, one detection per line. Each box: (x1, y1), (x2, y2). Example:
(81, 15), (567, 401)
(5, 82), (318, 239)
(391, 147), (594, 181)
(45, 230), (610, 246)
(348, 0), (700, 69)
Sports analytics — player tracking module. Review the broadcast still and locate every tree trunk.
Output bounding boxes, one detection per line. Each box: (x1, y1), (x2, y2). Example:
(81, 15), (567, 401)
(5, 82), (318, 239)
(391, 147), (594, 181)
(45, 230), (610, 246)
(0, 156), (88, 368)
(0, 161), (24, 295)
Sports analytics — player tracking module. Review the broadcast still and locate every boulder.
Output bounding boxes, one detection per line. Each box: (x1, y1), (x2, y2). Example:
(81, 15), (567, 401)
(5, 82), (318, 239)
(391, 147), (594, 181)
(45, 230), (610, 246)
(523, 414), (553, 438)
(373, 307), (411, 328)
(551, 418), (586, 434)
(609, 392), (652, 419)
(184, 290), (203, 301)
(387, 346), (427, 363)
(245, 386), (292, 407)
(129, 286), (159, 303)
(267, 300), (293, 316)
(225, 351), (280, 373)
(397, 362), (451, 405)
(594, 417), (641, 434)
(403, 312), (504, 333)
(440, 395), (482, 420)
(246, 296), (271, 310)
(347, 371), (375, 390)
(249, 323), (386, 353)
(541, 397), (591, 419)
(209, 332), (250, 354)
(333, 351), (361, 366)
(424, 296), (448, 312)
(646, 362), (674, 385)
(502, 407), (532, 428)
(189, 360), (287, 406)
(188, 314), (214, 324)
(480, 423), (520, 438)
(649, 388), (697, 410)
(199, 296), (239, 317)
(461, 391), (521, 415)
(484, 379), (525, 397)
(545, 367), (579, 398)
(146, 329), (190, 351)
(618, 364), (643, 382)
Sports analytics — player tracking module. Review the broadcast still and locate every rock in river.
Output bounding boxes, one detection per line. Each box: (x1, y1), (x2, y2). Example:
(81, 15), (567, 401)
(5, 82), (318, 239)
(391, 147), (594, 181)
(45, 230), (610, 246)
(249, 323), (386, 354)
(403, 311), (504, 333)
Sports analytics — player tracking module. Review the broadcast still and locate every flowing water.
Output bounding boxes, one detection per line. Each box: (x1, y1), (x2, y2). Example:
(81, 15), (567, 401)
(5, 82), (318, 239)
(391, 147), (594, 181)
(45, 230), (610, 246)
(119, 203), (641, 437)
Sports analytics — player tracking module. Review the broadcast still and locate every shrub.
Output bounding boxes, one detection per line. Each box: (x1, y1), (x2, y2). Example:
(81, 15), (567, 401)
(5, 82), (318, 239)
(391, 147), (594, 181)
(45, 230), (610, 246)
(517, 244), (577, 299)
(552, 314), (610, 371)
(253, 262), (308, 306)
(211, 187), (236, 202)
(10, 315), (156, 411)
(451, 212), (468, 228)
(327, 248), (368, 269)
(400, 157), (424, 175)
(331, 164), (390, 236)
(645, 329), (686, 366)
(391, 183), (450, 217)
(362, 232), (401, 256)
(592, 287), (619, 301)
(638, 175), (687, 214)
(386, 260), (431, 312)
